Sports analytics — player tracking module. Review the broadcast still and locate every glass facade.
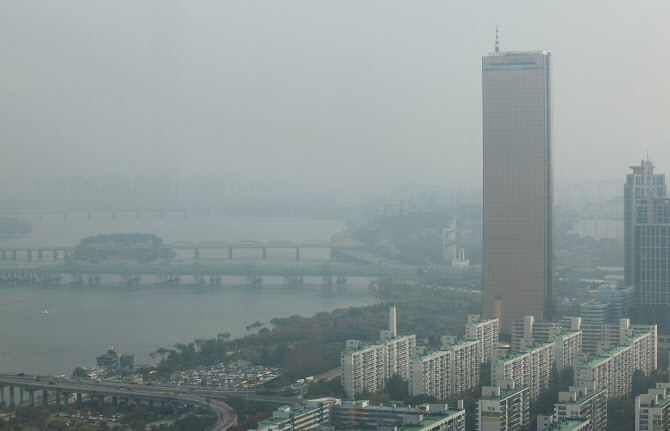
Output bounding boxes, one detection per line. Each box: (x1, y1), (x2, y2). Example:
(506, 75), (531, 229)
(624, 160), (666, 287)
(482, 50), (553, 333)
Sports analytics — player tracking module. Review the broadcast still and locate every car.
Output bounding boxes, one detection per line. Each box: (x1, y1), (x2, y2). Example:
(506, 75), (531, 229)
(18, 373), (25, 376)
(48, 381), (55, 385)
(126, 388), (133, 391)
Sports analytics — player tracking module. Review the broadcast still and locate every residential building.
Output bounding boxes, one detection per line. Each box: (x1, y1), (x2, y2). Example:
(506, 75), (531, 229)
(552, 330), (583, 372)
(482, 40), (554, 333)
(554, 383), (607, 431)
(580, 319), (657, 370)
(511, 316), (581, 352)
(492, 342), (554, 400)
(341, 307), (416, 399)
(510, 316), (581, 371)
(333, 400), (465, 430)
(257, 399), (337, 431)
(409, 349), (452, 400)
(476, 380), (530, 431)
(442, 336), (481, 397)
(443, 219), (458, 263)
(574, 330), (656, 399)
(539, 419), (590, 431)
(635, 383), (670, 431)
(465, 315), (500, 362)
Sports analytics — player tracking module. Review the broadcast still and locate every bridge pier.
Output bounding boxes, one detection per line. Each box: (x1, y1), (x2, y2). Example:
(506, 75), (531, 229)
(149, 399), (154, 407)
(112, 396), (117, 406)
(0, 385), (3, 405)
(98, 395), (105, 405)
(322, 275), (333, 288)
(63, 392), (69, 407)
(20, 386), (24, 403)
(296, 247), (300, 261)
(9, 386), (14, 407)
(29, 389), (34, 407)
(53, 249), (58, 260)
(43, 389), (48, 405)
(228, 248), (233, 259)
(56, 390), (60, 405)
(77, 392), (82, 404)
(262, 247), (266, 260)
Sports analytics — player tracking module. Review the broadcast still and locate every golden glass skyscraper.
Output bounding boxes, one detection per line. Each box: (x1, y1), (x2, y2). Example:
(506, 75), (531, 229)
(482, 46), (553, 334)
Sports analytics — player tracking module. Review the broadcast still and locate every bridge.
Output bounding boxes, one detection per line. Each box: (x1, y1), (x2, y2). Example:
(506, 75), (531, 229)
(0, 238), (366, 262)
(0, 261), (476, 287)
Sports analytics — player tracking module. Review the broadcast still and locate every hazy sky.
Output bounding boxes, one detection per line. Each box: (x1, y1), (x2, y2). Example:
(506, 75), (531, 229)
(2, 1), (669, 197)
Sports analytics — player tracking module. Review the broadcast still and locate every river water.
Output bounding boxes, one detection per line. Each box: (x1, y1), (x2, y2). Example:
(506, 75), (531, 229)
(0, 213), (377, 375)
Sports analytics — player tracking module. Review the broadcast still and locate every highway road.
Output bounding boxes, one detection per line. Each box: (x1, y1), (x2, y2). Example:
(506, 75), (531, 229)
(0, 374), (241, 430)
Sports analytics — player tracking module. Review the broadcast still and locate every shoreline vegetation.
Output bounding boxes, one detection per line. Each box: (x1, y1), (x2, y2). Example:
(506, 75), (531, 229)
(143, 280), (481, 383)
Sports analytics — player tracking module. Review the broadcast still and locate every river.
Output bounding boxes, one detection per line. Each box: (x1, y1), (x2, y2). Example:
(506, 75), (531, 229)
(0, 213), (377, 375)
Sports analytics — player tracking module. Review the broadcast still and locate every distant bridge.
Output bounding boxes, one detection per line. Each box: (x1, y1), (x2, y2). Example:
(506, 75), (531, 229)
(0, 238), (366, 262)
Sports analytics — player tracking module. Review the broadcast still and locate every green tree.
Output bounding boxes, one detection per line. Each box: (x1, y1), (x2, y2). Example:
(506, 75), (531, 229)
(47, 419), (70, 431)
(385, 374), (408, 401)
(72, 367), (89, 378)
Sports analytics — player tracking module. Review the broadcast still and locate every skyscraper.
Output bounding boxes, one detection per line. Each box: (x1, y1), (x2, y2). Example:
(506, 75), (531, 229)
(624, 159), (666, 286)
(482, 36), (553, 334)
(626, 159), (670, 330)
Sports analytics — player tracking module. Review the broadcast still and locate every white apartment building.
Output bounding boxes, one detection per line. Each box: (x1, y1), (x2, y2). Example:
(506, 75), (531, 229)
(492, 342), (555, 401)
(574, 330), (655, 400)
(465, 315), (499, 363)
(580, 319), (657, 369)
(476, 380), (530, 431)
(635, 383), (670, 431)
(341, 306), (416, 399)
(554, 382), (607, 431)
(442, 336), (481, 398)
(553, 330), (583, 372)
(569, 219), (623, 240)
(409, 349), (451, 400)
(511, 316), (581, 353)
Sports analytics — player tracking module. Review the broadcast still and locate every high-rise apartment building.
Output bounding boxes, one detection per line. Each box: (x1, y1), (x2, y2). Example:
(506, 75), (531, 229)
(635, 383), (670, 431)
(492, 342), (555, 401)
(482, 41), (554, 333)
(465, 315), (500, 362)
(554, 383), (607, 431)
(476, 380), (530, 431)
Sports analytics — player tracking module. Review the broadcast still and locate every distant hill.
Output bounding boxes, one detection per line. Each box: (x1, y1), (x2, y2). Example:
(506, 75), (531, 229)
(69, 233), (176, 264)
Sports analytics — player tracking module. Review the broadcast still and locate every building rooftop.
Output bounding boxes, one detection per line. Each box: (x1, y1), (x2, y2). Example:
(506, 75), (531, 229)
(343, 334), (414, 354)
(556, 388), (606, 406)
(541, 419), (588, 430)
(552, 330), (581, 340)
(400, 410), (465, 431)
(480, 385), (529, 401)
(487, 50), (548, 57)
(493, 342), (553, 364)
(578, 355), (610, 368)
(411, 349), (450, 361)
(443, 339), (479, 351)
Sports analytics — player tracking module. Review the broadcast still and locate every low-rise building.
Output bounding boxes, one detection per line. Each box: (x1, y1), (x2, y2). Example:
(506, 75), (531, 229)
(257, 399), (338, 431)
(333, 400), (465, 430)
(554, 382), (607, 431)
(635, 383), (670, 431)
(476, 380), (530, 431)
(539, 419), (590, 431)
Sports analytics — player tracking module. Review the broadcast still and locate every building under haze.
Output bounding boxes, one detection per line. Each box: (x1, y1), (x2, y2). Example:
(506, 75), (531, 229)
(482, 39), (554, 333)
(625, 159), (670, 331)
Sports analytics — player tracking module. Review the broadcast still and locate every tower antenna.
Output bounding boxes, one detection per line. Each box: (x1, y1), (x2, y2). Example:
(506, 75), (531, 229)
(495, 26), (500, 52)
